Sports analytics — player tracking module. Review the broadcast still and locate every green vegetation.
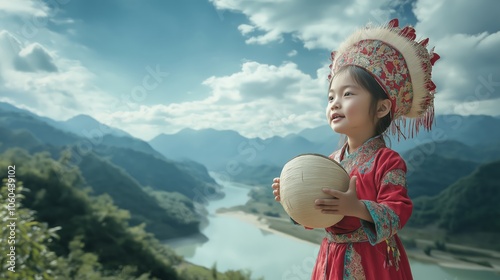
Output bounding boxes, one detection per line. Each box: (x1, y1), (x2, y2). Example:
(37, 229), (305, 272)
(229, 143), (500, 254)
(0, 148), (259, 279)
(0, 125), (219, 240)
(228, 164), (282, 186)
(1, 149), (179, 279)
(99, 146), (220, 199)
(2, 106), (500, 277)
(409, 160), (500, 249)
(76, 150), (200, 240)
(405, 154), (479, 198)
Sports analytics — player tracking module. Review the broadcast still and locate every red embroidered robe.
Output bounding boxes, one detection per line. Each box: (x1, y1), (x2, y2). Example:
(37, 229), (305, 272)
(311, 137), (413, 280)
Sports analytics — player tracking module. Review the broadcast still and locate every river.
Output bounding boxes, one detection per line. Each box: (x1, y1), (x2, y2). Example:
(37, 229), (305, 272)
(165, 175), (499, 280)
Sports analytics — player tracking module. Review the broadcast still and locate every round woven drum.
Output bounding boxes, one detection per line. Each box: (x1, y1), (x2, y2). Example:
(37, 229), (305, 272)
(279, 154), (350, 229)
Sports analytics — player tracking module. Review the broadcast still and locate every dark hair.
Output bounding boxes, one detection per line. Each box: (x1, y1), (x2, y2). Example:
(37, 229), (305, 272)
(334, 65), (392, 142)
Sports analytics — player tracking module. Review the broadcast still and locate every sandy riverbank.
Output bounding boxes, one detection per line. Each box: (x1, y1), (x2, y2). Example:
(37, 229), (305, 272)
(217, 210), (320, 245)
(218, 210), (500, 274)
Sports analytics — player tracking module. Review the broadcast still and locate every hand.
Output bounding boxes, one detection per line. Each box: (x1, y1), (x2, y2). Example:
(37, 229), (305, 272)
(271, 177), (280, 202)
(314, 176), (364, 217)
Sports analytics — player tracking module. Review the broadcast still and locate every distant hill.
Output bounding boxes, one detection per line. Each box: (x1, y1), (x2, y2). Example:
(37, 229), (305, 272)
(150, 128), (247, 170)
(63, 114), (132, 138)
(401, 140), (500, 198)
(149, 115), (500, 175)
(289, 125), (340, 148)
(150, 128), (333, 171)
(0, 102), (164, 159)
(389, 114), (500, 153)
(0, 125), (42, 151)
(225, 163), (282, 187)
(404, 152), (480, 198)
(99, 146), (220, 199)
(0, 101), (68, 131)
(78, 151), (200, 239)
(0, 128), (207, 240)
(0, 109), (81, 145)
(0, 107), (219, 199)
(0, 107), (224, 240)
(410, 160), (500, 235)
(281, 114), (500, 155)
(401, 139), (500, 165)
(0, 149), (181, 279)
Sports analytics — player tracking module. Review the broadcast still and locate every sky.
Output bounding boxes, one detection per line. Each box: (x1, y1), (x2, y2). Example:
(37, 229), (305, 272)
(0, 0), (499, 141)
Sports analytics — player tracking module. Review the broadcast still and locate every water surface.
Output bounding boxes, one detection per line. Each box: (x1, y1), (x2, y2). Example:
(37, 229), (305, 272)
(165, 176), (499, 280)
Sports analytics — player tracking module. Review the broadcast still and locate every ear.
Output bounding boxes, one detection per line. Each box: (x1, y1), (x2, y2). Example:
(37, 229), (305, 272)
(376, 99), (392, 119)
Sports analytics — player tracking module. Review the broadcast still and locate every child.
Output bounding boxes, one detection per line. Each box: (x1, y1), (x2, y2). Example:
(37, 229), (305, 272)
(272, 18), (440, 280)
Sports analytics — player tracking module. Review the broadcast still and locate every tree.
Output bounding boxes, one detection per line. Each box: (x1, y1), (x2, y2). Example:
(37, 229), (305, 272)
(0, 180), (61, 280)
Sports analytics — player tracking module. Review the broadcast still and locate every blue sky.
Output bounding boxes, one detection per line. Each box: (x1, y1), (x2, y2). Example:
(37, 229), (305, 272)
(0, 0), (499, 140)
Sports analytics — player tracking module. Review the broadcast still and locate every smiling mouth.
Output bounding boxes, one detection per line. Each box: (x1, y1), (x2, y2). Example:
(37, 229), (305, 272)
(331, 114), (345, 121)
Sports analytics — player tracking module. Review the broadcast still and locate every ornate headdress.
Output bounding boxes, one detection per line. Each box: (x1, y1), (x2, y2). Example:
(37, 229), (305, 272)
(328, 18), (440, 139)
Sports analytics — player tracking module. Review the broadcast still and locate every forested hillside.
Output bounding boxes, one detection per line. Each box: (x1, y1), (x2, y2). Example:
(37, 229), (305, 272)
(410, 160), (500, 239)
(0, 107), (225, 240)
(0, 105), (258, 279)
(0, 149), (179, 279)
(0, 149), (258, 280)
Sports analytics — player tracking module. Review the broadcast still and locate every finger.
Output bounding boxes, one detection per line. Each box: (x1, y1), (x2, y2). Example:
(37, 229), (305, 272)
(273, 190), (280, 196)
(273, 177), (280, 183)
(314, 198), (339, 206)
(322, 188), (343, 198)
(272, 183), (280, 190)
(274, 195), (280, 201)
(315, 204), (338, 210)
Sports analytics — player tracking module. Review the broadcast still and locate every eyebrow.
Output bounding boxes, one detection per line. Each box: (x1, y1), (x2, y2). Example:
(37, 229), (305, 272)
(328, 84), (360, 94)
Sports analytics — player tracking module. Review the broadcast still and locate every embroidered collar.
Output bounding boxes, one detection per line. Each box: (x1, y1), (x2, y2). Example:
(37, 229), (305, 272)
(336, 136), (385, 173)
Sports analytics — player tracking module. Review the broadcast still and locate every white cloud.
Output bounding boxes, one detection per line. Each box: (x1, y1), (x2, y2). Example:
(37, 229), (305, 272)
(210, 0), (500, 118)
(238, 24), (255, 35)
(211, 0), (400, 49)
(0, 0), (49, 17)
(412, 0), (500, 113)
(413, 0), (500, 36)
(0, 0), (498, 142)
(102, 61), (330, 139)
(202, 61), (316, 101)
(0, 30), (115, 121)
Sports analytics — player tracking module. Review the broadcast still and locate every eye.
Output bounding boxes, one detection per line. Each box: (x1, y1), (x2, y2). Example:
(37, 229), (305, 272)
(344, 91), (353, 97)
(328, 95), (334, 101)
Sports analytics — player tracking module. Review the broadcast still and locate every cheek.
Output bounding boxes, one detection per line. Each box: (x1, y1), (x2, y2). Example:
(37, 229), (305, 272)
(344, 101), (369, 120)
(344, 102), (359, 116)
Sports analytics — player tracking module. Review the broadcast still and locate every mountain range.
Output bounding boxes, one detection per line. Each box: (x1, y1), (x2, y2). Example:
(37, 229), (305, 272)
(2, 100), (500, 199)
(1, 100), (499, 277)
(409, 159), (500, 249)
(149, 114), (500, 193)
(0, 102), (222, 240)
(2, 101), (500, 225)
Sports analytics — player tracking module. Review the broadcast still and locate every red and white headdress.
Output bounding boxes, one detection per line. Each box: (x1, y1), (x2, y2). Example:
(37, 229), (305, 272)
(328, 19), (440, 138)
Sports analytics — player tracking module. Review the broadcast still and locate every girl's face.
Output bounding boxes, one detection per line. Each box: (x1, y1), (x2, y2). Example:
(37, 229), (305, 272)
(325, 71), (375, 137)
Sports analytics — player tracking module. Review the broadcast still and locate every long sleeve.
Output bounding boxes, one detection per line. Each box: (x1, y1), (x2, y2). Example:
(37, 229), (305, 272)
(360, 150), (412, 245)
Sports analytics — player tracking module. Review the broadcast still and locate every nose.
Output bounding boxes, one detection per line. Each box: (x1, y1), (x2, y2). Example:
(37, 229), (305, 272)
(330, 98), (340, 111)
